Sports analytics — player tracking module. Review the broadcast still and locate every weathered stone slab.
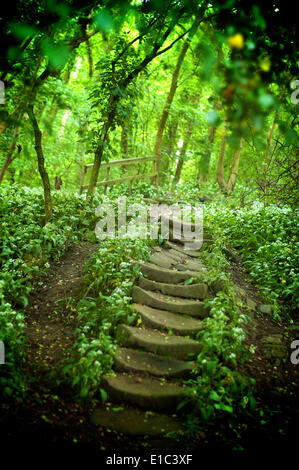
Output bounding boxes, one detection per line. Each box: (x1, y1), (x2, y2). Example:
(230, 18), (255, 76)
(166, 249), (186, 262)
(150, 252), (176, 269)
(90, 406), (183, 436)
(116, 324), (202, 360)
(134, 261), (201, 284)
(114, 347), (194, 378)
(132, 303), (204, 336)
(165, 241), (201, 258)
(176, 259), (206, 272)
(138, 276), (209, 299)
(132, 286), (209, 318)
(160, 214), (202, 234)
(102, 373), (184, 411)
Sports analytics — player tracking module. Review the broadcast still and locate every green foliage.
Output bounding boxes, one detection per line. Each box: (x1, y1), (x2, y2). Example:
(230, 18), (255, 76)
(0, 185), (99, 398)
(0, 287), (25, 397)
(206, 202), (299, 317)
(62, 237), (151, 399)
(180, 238), (255, 424)
(0, 0), (298, 432)
(0, 185), (98, 305)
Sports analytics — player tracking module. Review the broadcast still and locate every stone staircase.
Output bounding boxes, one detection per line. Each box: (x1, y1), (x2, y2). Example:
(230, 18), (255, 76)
(91, 213), (216, 435)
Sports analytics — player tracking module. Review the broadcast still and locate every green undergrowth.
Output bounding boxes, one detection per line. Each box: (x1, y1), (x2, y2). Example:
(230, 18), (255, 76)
(1, 182), (285, 431)
(0, 184), (100, 398)
(59, 187), (257, 420)
(62, 237), (152, 400)
(205, 201), (299, 318)
(181, 235), (256, 429)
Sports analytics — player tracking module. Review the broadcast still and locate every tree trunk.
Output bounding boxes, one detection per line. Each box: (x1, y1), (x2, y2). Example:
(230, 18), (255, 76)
(121, 123), (130, 159)
(154, 40), (191, 184)
(217, 122), (228, 192)
(166, 120), (178, 157)
(28, 105), (53, 223)
(173, 138), (188, 184)
(0, 127), (19, 184)
(227, 137), (242, 194)
(263, 114), (277, 181)
(158, 120), (178, 182)
(217, 122), (242, 195)
(201, 125), (215, 182)
(87, 119), (112, 194)
(173, 94), (200, 185)
(173, 114), (198, 186)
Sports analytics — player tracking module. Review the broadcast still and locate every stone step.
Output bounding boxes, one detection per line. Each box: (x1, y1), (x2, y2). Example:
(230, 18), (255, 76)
(169, 230), (198, 244)
(132, 286), (209, 318)
(160, 214), (202, 233)
(170, 238), (204, 251)
(90, 406), (183, 436)
(176, 259), (206, 272)
(132, 303), (204, 336)
(149, 251), (177, 269)
(164, 241), (201, 258)
(160, 214), (213, 238)
(165, 248), (186, 262)
(114, 347), (194, 378)
(138, 276), (209, 299)
(169, 230), (213, 247)
(116, 324), (202, 360)
(134, 260), (202, 284)
(102, 373), (184, 411)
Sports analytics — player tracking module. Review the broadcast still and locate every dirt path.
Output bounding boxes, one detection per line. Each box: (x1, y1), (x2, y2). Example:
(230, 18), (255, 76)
(24, 242), (98, 373)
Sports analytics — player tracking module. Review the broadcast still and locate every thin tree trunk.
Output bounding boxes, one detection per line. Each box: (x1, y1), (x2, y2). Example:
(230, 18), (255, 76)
(121, 123), (129, 157)
(217, 122), (242, 195)
(173, 136), (188, 184)
(173, 94), (200, 185)
(227, 137), (242, 194)
(263, 114), (277, 179)
(28, 105), (53, 223)
(121, 123), (130, 173)
(158, 120), (178, 182)
(0, 58), (42, 181)
(201, 125), (215, 182)
(86, 36), (93, 78)
(87, 119), (112, 194)
(154, 40), (190, 184)
(0, 127), (19, 184)
(217, 122), (228, 191)
(167, 120), (178, 157)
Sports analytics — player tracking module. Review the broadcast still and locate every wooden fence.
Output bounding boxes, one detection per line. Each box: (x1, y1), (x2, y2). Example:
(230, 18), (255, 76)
(79, 156), (158, 194)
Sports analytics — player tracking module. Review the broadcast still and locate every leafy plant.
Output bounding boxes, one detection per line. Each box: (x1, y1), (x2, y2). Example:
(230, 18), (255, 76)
(205, 202), (299, 317)
(62, 237), (151, 399)
(0, 185), (100, 398)
(180, 238), (256, 422)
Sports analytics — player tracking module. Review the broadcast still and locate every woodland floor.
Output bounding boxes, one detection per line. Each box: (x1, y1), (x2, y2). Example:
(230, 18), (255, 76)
(0, 240), (298, 461)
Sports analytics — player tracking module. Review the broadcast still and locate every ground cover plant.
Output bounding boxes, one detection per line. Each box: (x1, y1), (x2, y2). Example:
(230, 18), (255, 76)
(0, 0), (298, 459)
